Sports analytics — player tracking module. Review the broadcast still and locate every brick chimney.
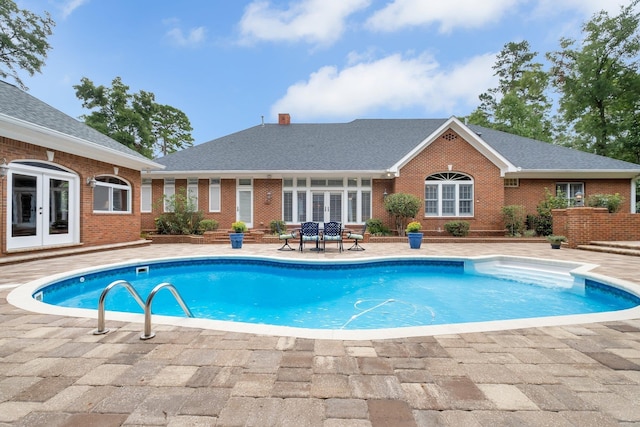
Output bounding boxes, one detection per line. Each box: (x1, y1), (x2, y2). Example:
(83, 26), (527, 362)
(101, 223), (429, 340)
(278, 113), (291, 125)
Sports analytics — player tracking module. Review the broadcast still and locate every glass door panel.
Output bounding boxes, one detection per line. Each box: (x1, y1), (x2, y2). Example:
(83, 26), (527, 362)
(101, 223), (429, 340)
(329, 193), (342, 222)
(312, 193), (324, 222)
(237, 189), (253, 228)
(48, 178), (69, 236)
(11, 173), (39, 239)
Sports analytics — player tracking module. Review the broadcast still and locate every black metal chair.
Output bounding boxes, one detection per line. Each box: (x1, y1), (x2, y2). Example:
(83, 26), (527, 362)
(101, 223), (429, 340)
(275, 223), (296, 251)
(346, 224), (367, 251)
(299, 222), (320, 251)
(322, 221), (343, 252)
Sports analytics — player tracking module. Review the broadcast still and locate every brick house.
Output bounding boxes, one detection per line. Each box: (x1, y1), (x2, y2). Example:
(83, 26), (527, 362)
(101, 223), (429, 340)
(0, 81), (162, 257)
(144, 114), (640, 234)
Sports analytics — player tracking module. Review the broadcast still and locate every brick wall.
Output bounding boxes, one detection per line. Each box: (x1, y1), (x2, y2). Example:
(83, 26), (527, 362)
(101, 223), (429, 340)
(395, 130), (505, 231)
(553, 207), (640, 248)
(1, 137), (143, 256)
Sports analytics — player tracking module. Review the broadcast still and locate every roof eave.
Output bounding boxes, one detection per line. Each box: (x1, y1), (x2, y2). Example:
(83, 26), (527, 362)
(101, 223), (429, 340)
(146, 169), (394, 179)
(507, 169), (640, 179)
(0, 113), (164, 171)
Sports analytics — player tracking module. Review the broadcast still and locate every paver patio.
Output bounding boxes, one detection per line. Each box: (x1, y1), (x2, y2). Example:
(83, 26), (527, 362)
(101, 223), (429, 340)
(1, 242), (640, 426)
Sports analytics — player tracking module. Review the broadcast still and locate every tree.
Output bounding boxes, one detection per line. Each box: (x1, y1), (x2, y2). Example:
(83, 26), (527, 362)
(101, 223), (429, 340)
(547, 0), (640, 159)
(467, 41), (553, 142)
(0, 0), (55, 90)
(383, 192), (422, 236)
(74, 77), (194, 158)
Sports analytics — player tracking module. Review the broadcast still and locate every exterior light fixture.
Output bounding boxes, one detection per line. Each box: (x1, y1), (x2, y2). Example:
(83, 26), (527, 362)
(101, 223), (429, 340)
(383, 189), (388, 200)
(0, 158), (8, 178)
(86, 176), (97, 188)
(575, 191), (583, 207)
(266, 191), (272, 204)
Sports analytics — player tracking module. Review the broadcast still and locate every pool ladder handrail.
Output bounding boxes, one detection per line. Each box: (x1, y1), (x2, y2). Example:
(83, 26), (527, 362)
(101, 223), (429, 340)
(93, 280), (146, 335)
(93, 280), (193, 340)
(140, 282), (193, 340)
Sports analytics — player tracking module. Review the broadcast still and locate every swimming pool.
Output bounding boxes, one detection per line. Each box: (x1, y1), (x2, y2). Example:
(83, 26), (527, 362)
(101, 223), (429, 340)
(9, 255), (640, 339)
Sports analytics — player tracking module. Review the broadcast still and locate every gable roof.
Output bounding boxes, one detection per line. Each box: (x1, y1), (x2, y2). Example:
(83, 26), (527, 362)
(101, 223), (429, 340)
(152, 116), (640, 179)
(0, 81), (162, 171)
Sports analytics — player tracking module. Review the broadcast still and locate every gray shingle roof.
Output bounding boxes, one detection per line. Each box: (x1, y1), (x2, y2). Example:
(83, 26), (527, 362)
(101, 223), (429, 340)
(155, 118), (640, 173)
(0, 80), (148, 160)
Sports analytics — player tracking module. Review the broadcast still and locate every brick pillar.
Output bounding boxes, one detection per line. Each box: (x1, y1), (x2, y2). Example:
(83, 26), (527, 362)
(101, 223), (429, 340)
(553, 207), (609, 248)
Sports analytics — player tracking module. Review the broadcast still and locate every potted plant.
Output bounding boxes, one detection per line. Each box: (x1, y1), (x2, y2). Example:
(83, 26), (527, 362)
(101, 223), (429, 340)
(230, 221), (247, 249)
(546, 235), (567, 249)
(406, 221), (423, 249)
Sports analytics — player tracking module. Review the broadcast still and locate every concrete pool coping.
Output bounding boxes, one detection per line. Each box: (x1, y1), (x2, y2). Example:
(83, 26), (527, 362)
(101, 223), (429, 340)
(9, 254), (640, 341)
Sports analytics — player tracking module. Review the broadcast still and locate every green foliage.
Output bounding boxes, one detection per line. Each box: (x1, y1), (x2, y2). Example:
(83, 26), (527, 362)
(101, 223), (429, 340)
(467, 41), (553, 142)
(406, 221), (422, 233)
(231, 221), (247, 233)
(74, 76), (194, 158)
(269, 220), (286, 234)
(0, 1), (55, 90)
(533, 188), (568, 236)
(546, 235), (567, 244)
(444, 221), (470, 237)
(197, 219), (219, 233)
(366, 218), (391, 236)
(586, 193), (624, 213)
(501, 205), (526, 236)
(383, 192), (422, 236)
(154, 188), (203, 235)
(547, 1), (640, 159)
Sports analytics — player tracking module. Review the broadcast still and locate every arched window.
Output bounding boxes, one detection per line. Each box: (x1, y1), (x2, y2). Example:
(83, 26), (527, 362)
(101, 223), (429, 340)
(425, 172), (473, 217)
(93, 176), (131, 213)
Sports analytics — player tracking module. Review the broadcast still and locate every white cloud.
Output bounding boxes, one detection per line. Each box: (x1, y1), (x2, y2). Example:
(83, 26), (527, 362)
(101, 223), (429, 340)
(60, 0), (89, 19)
(366, 0), (521, 33)
(533, 0), (635, 16)
(270, 51), (497, 120)
(166, 26), (207, 47)
(239, 0), (371, 46)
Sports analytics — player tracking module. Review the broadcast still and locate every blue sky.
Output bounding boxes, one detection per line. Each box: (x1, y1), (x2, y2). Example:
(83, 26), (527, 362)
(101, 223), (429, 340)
(17, 0), (635, 147)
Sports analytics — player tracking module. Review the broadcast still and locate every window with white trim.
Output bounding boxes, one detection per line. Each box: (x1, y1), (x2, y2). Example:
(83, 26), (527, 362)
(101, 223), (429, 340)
(187, 178), (199, 210)
(282, 177), (371, 223)
(209, 178), (220, 212)
(141, 178), (152, 212)
(163, 178), (175, 212)
(93, 176), (131, 213)
(425, 172), (474, 217)
(556, 182), (584, 206)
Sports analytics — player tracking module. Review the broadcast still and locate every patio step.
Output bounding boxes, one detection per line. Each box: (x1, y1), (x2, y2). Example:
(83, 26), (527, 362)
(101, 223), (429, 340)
(577, 241), (640, 257)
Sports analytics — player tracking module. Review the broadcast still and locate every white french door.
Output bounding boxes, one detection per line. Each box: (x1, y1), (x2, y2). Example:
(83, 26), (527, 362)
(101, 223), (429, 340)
(236, 179), (253, 228)
(311, 191), (343, 223)
(7, 164), (78, 250)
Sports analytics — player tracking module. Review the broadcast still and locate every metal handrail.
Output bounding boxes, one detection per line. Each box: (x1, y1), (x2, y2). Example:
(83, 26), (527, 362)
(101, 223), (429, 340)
(140, 282), (193, 340)
(93, 280), (146, 335)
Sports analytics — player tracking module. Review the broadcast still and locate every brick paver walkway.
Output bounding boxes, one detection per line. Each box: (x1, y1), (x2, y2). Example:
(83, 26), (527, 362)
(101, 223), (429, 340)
(1, 242), (640, 426)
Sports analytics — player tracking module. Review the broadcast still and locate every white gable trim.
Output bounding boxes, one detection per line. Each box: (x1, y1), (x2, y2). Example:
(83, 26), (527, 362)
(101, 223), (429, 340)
(389, 116), (517, 177)
(0, 113), (163, 171)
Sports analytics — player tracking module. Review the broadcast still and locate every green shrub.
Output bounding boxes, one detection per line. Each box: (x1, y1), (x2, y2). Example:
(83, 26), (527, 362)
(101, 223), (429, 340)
(444, 220), (470, 237)
(534, 188), (567, 236)
(586, 193), (624, 213)
(502, 205), (526, 237)
(197, 219), (219, 233)
(366, 218), (391, 236)
(383, 192), (422, 236)
(406, 221), (422, 233)
(269, 220), (286, 234)
(154, 188), (203, 235)
(231, 221), (247, 233)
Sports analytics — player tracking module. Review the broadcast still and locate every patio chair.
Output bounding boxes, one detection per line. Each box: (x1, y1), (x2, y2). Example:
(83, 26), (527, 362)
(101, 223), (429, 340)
(322, 221), (343, 252)
(275, 223), (296, 251)
(346, 224), (367, 251)
(299, 222), (320, 251)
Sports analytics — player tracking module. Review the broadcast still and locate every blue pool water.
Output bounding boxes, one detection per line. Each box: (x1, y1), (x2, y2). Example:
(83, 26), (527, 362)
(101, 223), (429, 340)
(39, 258), (640, 330)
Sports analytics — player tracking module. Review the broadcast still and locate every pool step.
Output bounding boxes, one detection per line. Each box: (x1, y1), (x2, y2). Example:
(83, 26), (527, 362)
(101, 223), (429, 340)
(472, 263), (577, 288)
